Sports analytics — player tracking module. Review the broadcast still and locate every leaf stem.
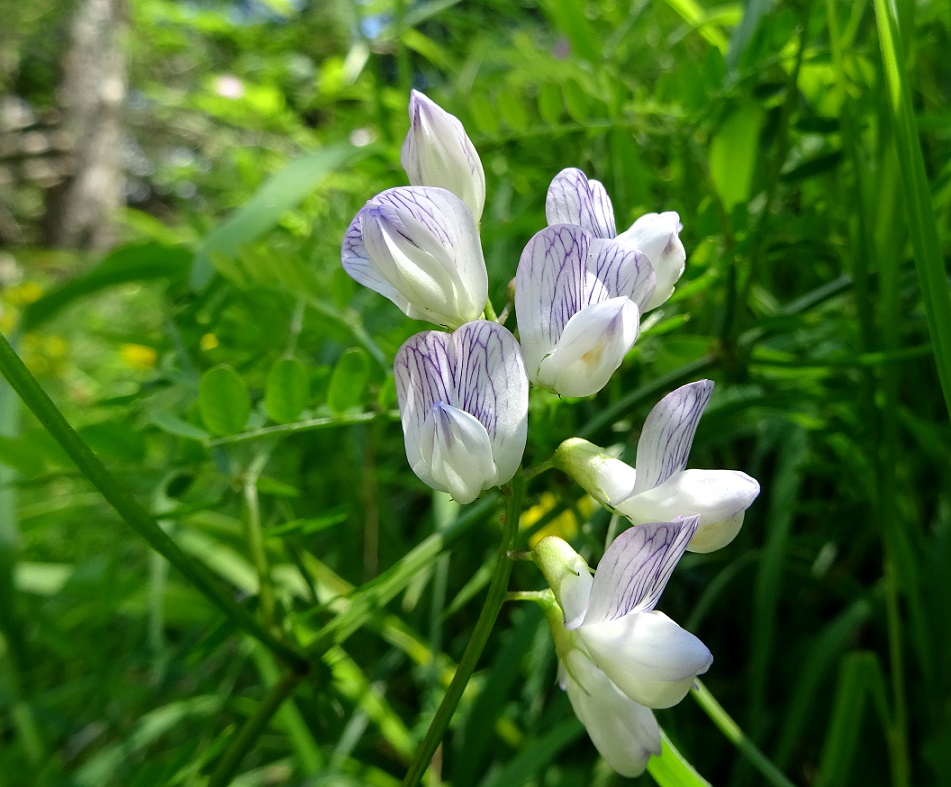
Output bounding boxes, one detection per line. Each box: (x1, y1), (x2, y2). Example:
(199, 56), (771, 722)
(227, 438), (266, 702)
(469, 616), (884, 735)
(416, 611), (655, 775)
(692, 679), (797, 787)
(0, 330), (310, 672)
(400, 472), (525, 787)
(207, 667), (305, 787)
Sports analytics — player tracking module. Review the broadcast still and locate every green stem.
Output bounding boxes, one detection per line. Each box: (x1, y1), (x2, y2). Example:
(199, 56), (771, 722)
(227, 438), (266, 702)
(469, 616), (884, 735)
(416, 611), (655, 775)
(0, 330), (309, 672)
(692, 679), (797, 787)
(244, 450), (277, 631)
(207, 667), (305, 787)
(208, 411), (396, 447)
(401, 473), (525, 787)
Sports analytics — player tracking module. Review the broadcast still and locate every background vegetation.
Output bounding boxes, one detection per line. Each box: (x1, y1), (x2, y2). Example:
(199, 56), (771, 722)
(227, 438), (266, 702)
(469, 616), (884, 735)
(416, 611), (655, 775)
(1, 0), (950, 785)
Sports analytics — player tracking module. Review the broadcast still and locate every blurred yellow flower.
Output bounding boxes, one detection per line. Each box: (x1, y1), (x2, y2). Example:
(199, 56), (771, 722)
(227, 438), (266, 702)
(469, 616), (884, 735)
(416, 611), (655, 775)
(200, 333), (219, 351)
(6, 281), (43, 306)
(521, 491), (594, 547)
(120, 343), (158, 369)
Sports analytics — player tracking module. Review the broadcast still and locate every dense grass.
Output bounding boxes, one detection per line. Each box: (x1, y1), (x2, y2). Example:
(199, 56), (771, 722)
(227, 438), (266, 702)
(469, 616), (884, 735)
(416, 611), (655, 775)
(1, 1), (950, 785)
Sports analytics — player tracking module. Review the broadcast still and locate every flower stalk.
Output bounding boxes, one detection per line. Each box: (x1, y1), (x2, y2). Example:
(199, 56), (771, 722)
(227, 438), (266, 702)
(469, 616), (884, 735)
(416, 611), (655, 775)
(401, 471), (524, 787)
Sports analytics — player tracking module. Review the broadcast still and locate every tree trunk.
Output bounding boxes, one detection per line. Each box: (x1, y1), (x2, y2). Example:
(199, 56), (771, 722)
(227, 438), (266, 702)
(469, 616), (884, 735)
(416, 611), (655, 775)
(42, 0), (127, 251)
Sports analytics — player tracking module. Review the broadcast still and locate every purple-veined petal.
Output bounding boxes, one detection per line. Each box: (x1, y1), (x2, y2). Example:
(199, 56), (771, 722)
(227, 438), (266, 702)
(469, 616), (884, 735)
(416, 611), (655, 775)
(631, 380), (714, 495)
(515, 225), (652, 392)
(579, 610), (713, 708)
(418, 403), (496, 503)
(448, 321), (528, 485)
(617, 469), (760, 552)
(536, 297), (640, 397)
(394, 321), (527, 498)
(617, 211), (686, 311)
(563, 649), (661, 777)
(401, 91), (486, 221)
(578, 517), (699, 627)
(395, 330), (455, 486)
(341, 186), (487, 327)
(545, 168), (617, 239)
(589, 236), (656, 312)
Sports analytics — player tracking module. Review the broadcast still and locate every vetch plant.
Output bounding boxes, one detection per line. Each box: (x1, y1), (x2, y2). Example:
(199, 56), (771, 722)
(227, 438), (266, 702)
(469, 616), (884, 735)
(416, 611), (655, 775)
(553, 380), (761, 552)
(515, 224), (656, 397)
(341, 186), (488, 327)
(533, 516), (711, 775)
(401, 89), (486, 221)
(547, 167), (687, 310)
(339, 90), (768, 782)
(393, 320), (527, 504)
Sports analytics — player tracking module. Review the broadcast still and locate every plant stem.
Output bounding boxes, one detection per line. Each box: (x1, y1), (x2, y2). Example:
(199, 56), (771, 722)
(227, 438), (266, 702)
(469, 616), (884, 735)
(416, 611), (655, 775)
(692, 679), (797, 787)
(208, 667), (305, 787)
(244, 450), (277, 631)
(401, 472), (525, 787)
(0, 330), (310, 672)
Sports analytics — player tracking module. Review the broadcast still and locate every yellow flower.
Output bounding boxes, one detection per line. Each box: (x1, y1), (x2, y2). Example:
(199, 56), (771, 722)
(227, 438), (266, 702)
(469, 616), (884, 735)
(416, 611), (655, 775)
(521, 491), (594, 547)
(120, 343), (158, 370)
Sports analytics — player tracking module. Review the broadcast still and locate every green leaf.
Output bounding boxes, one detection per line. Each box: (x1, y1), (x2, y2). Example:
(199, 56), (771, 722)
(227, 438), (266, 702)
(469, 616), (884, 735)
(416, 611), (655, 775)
(265, 357), (310, 424)
(874, 0), (951, 421)
(327, 348), (370, 413)
(199, 365), (251, 436)
(709, 105), (764, 213)
(23, 243), (191, 329)
(148, 410), (210, 442)
(648, 728), (712, 786)
(191, 144), (367, 288)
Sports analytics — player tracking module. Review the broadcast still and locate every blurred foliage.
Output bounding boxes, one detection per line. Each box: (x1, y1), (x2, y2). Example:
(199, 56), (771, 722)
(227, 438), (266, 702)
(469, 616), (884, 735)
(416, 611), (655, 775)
(1, 0), (951, 785)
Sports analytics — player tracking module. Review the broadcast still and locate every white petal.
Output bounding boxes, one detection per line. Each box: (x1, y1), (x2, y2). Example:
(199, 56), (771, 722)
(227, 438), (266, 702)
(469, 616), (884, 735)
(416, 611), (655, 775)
(401, 91), (486, 221)
(341, 187), (487, 327)
(448, 321), (528, 485)
(545, 168), (617, 239)
(536, 297), (640, 397)
(617, 211), (686, 310)
(579, 611), (712, 709)
(581, 517), (699, 626)
(632, 380), (714, 495)
(618, 469), (760, 552)
(418, 403), (496, 503)
(552, 438), (637, 507)
(393, 322), (527, 499)
(563, 649), (661, 777)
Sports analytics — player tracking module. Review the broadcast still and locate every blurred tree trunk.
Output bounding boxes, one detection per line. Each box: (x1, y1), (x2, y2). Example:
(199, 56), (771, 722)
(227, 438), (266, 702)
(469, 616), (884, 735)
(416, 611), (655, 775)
(42, 0), (127, 251)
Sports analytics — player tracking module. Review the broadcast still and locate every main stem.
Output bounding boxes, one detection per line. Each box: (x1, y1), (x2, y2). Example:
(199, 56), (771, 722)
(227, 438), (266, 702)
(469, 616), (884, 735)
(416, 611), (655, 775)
(0, 331), (309, 672)
(401, 472), (525, 787)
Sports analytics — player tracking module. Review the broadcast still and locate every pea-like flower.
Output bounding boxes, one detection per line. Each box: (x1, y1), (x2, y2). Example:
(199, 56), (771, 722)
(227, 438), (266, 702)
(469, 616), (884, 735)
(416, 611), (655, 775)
(342, 186), (488, 327)
(393, 321), (528, 503)
(514, 224), (656, 397)
(554, 380), (760, 552)
(546, 167), (686, 310)
(401, 90), (486, 222)
(534, 517), (711, 775)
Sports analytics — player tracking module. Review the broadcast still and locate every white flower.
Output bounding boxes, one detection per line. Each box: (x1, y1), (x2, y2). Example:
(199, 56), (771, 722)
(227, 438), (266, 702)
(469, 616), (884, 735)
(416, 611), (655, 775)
(553, 380), (761, 553)
(393, 321), (528, 503)
(546, 168), (686, 310)
(401, 90), (486, 221)
(534, 518), (711, 775)
(341, 186), (488, 327)
(514, 224), (656, 397)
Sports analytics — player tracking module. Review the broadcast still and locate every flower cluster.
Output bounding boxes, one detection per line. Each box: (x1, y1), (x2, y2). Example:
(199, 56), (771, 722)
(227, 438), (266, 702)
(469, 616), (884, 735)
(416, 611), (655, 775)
(341, 90), (760, 775)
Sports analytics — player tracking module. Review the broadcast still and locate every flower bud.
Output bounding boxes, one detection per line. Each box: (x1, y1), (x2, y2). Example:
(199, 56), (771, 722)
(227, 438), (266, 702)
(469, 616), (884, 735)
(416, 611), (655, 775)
(401, 90), (486, 221)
